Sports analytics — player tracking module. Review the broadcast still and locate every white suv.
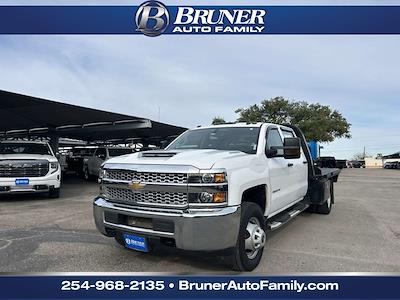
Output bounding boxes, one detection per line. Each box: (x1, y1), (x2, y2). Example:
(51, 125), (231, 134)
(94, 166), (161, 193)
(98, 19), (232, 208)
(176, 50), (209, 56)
(0, 141), (61, 198)
(83, 147), (135, 180)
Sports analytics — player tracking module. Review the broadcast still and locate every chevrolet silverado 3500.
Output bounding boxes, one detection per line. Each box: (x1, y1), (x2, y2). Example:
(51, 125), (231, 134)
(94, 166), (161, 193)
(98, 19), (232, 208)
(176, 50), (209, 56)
(93, 123), (340, 271)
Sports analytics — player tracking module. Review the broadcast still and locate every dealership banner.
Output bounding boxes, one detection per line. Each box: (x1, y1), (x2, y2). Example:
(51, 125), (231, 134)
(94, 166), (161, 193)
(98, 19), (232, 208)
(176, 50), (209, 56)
(0, 275), (399, 298)
(0, 5), (400, 35)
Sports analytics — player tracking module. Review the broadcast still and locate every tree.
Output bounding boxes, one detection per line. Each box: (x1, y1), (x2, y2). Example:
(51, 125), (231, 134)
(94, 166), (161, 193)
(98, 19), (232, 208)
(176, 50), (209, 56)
(235, 97), (351, 142)
(353, 152), (369, 160)
(212, 117), (226, 125)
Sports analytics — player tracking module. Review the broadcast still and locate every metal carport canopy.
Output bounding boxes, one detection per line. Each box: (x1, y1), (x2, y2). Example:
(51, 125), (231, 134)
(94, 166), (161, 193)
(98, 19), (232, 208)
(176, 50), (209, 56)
(0, 90), (187, 144)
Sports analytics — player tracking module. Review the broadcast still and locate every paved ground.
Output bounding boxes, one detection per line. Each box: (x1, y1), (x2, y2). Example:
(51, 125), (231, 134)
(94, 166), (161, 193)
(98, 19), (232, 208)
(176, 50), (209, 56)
(0, 168), (399, 273)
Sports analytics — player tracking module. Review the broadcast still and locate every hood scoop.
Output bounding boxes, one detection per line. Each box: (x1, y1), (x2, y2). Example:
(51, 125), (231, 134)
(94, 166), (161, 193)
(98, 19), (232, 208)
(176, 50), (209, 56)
(140, 151), (178, 158)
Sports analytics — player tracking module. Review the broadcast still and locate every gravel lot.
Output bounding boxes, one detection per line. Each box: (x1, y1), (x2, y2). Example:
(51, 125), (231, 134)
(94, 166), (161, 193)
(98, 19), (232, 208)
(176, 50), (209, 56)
(1, 168), (399, 273)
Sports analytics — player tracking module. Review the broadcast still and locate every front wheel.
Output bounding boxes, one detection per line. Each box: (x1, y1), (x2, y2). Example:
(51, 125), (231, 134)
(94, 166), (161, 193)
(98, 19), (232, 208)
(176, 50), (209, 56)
(231, 202), (266, 271)
(48, 188), (60, 198)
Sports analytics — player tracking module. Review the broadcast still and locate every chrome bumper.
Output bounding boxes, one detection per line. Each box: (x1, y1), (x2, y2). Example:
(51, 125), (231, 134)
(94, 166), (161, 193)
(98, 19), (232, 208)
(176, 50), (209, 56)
(93, 197), (241, 251)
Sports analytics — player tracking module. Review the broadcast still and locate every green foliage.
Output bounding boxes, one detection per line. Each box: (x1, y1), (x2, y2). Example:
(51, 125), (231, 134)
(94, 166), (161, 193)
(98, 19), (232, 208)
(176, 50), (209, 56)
(353, 152), (369, 160)
(235, 97), (351, 142)
(212, 116), (226, 125)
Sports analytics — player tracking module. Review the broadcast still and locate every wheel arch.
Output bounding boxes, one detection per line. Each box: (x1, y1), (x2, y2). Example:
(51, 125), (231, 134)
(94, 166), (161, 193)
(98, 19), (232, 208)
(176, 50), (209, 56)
(240, 184), (269, 215)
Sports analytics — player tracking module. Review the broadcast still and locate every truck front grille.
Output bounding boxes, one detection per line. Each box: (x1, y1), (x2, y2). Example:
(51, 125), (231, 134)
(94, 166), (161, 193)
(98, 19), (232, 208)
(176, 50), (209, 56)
(0, 160), (49, 177)
(104, 186), (188, 208)
(105, 170), (187, 184)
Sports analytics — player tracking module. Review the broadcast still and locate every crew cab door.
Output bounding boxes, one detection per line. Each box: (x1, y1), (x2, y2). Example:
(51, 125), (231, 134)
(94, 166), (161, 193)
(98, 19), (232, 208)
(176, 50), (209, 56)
(280, 128), (308, 202)
(265, 126), (292, 213)
(266, 126), (308, 214)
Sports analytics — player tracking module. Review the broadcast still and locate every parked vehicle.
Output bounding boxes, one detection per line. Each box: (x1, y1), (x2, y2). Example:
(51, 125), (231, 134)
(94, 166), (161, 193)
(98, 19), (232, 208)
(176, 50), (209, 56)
(384, 161), (398, 169)
(66, 147), (96, 176)
(348, 160), (365, 168)
(93, 123), (340, 271)
(335, 159), (348, 169)
(57, 152), (68, 175)
(316, 156), (336, 168)
(83, 146), (134, 180)
(0, 140), (61, 198)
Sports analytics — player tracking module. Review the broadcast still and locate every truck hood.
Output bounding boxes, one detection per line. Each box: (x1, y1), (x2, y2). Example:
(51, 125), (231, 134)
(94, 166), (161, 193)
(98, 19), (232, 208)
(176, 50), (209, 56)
(0, 154), (57, 162)
(105, 149), (252, 170)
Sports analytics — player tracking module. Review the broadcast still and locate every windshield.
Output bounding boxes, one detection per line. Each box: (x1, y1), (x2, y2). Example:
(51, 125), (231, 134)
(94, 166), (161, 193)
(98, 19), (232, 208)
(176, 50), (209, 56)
(0, 143), (52, 155)
(167, 127), (260, 154)
(72, 148), (95, 156)
(108, 148), (134, 157)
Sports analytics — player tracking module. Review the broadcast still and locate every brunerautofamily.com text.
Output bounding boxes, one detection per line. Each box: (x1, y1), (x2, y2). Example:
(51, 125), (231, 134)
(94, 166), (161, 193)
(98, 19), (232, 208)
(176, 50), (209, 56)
(61, 279), (340, 293)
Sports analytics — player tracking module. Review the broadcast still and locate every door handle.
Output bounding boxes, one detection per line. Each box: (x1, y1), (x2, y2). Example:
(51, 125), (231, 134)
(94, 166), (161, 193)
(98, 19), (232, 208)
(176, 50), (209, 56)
(287, 163), (294, 167)
(303, 161), (308, 164)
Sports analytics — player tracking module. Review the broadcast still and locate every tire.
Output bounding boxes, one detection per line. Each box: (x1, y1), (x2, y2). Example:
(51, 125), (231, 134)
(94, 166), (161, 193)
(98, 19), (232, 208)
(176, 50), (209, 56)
(306, 204), (316, 213)
(115, 235), (126, 247)
(231, 202), (266, 271)
(48, 188), (60, 199)
(315, 181), (333, 214)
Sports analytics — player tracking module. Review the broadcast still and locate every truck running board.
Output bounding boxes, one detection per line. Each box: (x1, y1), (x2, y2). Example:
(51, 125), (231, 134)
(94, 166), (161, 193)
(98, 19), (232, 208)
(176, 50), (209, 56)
(266, 202), (309, 231)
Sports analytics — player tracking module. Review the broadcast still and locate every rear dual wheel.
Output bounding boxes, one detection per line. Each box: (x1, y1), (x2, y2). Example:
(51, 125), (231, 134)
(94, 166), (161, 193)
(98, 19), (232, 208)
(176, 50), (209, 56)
(307, 181), (334, 214)
(315, 181), (334, 214)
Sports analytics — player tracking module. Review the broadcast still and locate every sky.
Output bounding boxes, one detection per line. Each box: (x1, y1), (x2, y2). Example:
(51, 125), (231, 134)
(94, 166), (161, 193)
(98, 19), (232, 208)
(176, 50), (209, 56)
(0, 0), (399, 159)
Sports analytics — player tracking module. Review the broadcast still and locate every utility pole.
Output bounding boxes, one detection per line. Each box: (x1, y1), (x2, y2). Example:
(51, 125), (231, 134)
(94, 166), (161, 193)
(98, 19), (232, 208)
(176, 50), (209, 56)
(363, 146), (366, 159)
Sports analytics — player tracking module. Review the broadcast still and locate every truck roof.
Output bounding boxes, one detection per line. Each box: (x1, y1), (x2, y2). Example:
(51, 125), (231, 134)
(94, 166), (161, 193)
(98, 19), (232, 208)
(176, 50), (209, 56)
(192, 122), (268, 130)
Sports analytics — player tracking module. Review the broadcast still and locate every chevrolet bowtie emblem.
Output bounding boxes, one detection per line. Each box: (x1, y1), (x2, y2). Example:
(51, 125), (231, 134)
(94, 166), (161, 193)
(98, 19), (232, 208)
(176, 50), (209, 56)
(128, 181), (146, 191)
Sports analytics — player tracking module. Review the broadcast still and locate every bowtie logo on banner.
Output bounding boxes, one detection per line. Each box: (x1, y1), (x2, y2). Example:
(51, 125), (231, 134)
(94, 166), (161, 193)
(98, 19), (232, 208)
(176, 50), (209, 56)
(135, 1), (267, 36)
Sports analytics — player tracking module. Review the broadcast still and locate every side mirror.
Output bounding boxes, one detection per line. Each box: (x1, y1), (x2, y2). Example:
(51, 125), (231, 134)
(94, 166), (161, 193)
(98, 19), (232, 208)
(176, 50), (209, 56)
(283, 137), (301, 159)
(265, 148), (278, 158)
(98, 154), (106, 160)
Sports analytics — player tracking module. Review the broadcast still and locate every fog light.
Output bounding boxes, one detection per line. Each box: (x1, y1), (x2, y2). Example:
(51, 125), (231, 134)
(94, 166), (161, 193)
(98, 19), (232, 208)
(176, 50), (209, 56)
(199, 192), (213, 203)
(213, 192), (226, 203)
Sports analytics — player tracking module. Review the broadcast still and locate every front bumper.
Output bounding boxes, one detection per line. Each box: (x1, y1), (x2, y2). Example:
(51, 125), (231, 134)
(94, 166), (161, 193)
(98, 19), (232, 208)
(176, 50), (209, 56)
(93, 197), (241, 251)
(0, 173), (61, 194)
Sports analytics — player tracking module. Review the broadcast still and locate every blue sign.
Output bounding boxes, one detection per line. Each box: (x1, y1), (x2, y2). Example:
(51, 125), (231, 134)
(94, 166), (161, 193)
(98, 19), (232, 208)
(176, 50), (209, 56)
(123, 233), (149, 252)
(15, 178), (29, 185)
(0, 5), (400, 35)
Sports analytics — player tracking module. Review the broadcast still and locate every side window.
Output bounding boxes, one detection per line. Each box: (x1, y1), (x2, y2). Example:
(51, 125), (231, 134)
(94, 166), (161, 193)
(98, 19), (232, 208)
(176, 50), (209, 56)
(282, 130), (295, 138)
(281, 129), (302, 157)
(266, 128), (283, 156)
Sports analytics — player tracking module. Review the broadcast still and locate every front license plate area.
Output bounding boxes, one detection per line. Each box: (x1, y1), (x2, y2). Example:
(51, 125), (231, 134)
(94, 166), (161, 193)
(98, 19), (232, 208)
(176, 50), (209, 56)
(15, 178), (29, 185)
(123, 233), (149, 252)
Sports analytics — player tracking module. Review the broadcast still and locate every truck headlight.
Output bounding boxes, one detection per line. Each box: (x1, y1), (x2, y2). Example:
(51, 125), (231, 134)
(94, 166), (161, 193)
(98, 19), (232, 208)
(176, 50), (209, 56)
(199, 192), (213, 202)
(50, 162), (59, 174)
(198, 192), (226, 203)
(99, 168), (106, 179)
(188, 191), (227, 206)
(189, 172), (226, 183)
